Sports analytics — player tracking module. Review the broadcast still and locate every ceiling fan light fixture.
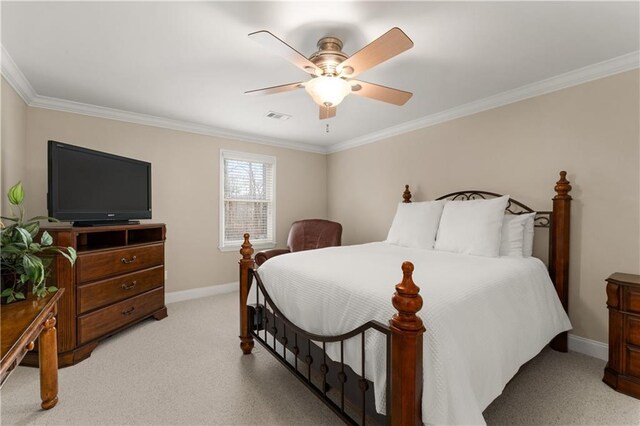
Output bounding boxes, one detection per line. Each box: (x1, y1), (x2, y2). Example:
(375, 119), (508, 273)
(304, 76), (351, 107)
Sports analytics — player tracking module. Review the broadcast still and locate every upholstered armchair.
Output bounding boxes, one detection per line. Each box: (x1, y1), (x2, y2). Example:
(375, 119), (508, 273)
(255, 219), (342, 266)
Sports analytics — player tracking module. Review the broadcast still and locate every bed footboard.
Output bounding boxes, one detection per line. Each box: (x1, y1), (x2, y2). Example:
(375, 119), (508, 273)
(238, 233), (425, 425)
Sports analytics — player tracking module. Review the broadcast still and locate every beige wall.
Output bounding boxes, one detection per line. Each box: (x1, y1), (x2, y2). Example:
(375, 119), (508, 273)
(1, 78), (28, 216)
(328, 70), (640, 344)
(18, 106), (327, 293)
(4, 70), (639, 343)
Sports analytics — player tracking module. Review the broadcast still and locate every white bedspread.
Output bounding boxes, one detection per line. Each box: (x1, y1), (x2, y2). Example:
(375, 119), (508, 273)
(255, 242), (571, 425)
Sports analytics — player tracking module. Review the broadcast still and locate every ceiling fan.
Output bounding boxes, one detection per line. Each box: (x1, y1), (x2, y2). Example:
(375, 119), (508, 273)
(245, 28), (414, 120)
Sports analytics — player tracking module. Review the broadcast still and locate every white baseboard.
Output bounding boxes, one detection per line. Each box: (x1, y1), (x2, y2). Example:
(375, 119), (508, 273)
(165, 282), (237, 305)
(568, 334), (608, 361)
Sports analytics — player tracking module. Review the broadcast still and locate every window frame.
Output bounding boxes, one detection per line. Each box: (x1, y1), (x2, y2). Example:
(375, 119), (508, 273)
(219, 149), (277, 252)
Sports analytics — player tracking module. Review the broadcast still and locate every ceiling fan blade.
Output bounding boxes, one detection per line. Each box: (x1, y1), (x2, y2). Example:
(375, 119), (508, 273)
(245, 82), (304, 96)
(249, 30), (320, 75)
(350, 80), (413, 105)
(338, 28), (413, 78)
(319, 106), (336, 120)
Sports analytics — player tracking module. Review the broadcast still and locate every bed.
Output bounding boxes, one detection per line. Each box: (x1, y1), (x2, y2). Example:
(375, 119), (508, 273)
(237, 171), (573, 425)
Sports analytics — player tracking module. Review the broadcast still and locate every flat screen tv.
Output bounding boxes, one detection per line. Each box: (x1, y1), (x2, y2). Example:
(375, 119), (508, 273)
(48, 141), (151, 226)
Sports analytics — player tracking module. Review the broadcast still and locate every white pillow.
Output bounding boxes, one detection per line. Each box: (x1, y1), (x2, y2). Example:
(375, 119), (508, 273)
(434, 195), (509, 257)
(386, 201), (446, 249)
(522, 213), (536, 257)
(500, 213), (535, 257)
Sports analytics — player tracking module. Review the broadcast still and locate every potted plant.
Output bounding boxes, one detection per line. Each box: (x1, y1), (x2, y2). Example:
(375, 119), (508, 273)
(1, 182), (76, 304)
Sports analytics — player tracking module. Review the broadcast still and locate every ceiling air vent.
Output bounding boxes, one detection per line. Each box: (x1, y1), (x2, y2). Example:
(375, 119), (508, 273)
(266, 111), (291, 120)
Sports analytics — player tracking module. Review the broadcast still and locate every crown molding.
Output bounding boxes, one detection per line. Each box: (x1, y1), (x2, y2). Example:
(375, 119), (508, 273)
(1, 45), (326, 155)
(1, 45), (37, 102)
(327, 50), (640, 154)
(27, 95), (328, 154)
(3, 43), (638, 156)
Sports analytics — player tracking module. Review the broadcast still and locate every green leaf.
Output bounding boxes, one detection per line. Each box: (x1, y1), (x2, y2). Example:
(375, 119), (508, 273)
(1, 223), (18, 236)
(7, 182), (24, 205)
(1, 288), (13, 297)
(59, 247), (77, 265)
(23, 253), (40, 273)
(15, 227), (33, 247)
(33, 286), (47, 298)
(23, 254), (45, 285)
(24, 221), (40, 238)
(14, 292), (25, 300)
(7, 295), (15, 303)
(1, 245), (23, 255)
(0, 216), (18, 223)
(40, 231), (53, 246)
(32, 266), (45, 286)
(47, 286), (58, 293)
(11, 242), (27, 250)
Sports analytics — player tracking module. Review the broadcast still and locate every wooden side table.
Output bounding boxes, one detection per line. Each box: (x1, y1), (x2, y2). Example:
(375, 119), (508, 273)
(1, 289), (64, 409)
(603, 273), (640, 399)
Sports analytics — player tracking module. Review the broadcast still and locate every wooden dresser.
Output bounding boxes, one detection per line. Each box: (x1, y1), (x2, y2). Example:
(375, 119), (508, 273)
(23, 223), (167, 367)
(603, 272), (640, 399)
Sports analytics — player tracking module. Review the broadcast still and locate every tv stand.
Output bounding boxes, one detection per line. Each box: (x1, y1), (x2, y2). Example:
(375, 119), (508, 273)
(22, 223), (167, 368)
(72, 220), (141, 227)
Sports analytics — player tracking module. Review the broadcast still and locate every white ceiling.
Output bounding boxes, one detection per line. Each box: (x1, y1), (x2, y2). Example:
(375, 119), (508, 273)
(2, 1), (639, 150)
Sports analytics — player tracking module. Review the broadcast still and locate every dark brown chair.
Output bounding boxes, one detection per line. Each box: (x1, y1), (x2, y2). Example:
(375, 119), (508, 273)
(255, 219), (342, 266)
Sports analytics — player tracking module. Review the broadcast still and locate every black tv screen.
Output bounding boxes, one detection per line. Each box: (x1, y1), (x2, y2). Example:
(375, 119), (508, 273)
(48, 141), (151, 224)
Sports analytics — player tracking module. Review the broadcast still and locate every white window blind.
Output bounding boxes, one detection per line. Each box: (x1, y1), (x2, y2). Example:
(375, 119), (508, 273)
(220, 150), (276, 250)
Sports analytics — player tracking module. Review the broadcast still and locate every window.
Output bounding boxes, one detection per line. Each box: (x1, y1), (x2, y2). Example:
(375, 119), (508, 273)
(220, 150), (276, 251)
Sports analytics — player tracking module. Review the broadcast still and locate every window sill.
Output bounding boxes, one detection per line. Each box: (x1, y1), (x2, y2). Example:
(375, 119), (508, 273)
(218, 242), (277, 253)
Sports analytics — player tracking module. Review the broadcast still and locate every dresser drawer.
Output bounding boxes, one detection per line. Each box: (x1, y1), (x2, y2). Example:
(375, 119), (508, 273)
(626, 288), (640, 315)
(627, 316), (640, 347)
(77, 287), (164, 345)
(77, 266), (164, 314)
(626, 346), (640, 378)
(77, 244), (164, 283)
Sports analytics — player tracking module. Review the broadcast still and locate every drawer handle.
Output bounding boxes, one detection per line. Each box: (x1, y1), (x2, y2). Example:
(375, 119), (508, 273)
(121, 281), (137, 291)
(122, 307), (135, 316)
(121, 255), (137, 264)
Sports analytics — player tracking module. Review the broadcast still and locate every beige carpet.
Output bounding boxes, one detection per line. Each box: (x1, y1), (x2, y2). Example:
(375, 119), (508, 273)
(1, 292), (638, 425)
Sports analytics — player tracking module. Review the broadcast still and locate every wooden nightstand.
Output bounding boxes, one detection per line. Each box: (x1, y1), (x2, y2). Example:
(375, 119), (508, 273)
(603, 272), (640, 399)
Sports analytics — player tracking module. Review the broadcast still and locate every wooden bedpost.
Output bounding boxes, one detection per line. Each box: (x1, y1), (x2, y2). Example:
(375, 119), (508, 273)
(390, 261), (424, 426)
(550, 171), (571, 352)
(402, 185), (412, 203)
(239, 233), (255, 354)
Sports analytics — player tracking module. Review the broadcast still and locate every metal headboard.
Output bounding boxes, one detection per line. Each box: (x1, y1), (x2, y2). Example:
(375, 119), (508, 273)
(434, 190), (551, 228)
